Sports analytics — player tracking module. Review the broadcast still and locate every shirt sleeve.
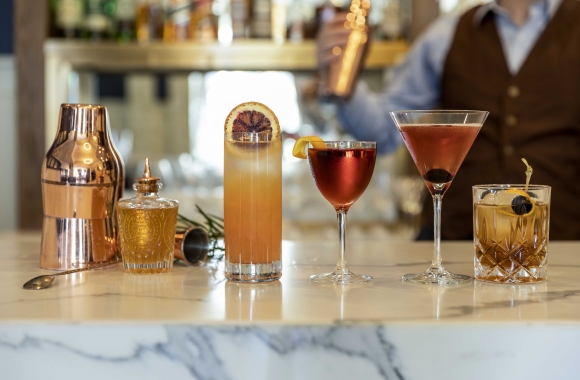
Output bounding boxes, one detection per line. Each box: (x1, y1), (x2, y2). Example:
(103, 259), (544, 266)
(336, 14), (460, 154)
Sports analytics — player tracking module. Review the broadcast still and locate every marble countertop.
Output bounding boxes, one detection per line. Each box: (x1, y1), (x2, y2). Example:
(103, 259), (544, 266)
(2, 232), (580, 380)
(2, 232), (580, 325)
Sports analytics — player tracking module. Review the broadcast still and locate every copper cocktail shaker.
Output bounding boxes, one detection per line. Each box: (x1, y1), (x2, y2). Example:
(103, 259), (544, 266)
(322, 0), (371, 99)
(40, 104), (125, 270)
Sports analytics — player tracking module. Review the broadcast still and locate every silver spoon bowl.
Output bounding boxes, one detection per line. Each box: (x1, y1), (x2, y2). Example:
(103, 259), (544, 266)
(23, 260), (120, 290)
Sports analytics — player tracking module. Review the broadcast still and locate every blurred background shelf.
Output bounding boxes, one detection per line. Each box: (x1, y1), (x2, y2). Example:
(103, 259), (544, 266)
(42, 37), (420, 241)
(44, 39), (408, 71)
(45, 39), (408, 150)
(14, 0), (446, 231)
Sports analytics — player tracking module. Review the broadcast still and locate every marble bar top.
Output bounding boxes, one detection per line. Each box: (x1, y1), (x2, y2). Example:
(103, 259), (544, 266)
(3, 232), (580, 325)
(1, 232), (580, 380)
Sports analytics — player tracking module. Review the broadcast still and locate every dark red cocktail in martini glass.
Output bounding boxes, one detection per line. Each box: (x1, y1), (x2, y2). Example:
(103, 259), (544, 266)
(390, 110), (488, 285)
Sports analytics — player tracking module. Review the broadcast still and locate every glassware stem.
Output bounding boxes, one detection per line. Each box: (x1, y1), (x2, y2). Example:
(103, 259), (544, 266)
(432, 194), (443, 270)
(309, 207), (372, 285)
(336, 208), (347, 275)
(401, 192), (472, 285)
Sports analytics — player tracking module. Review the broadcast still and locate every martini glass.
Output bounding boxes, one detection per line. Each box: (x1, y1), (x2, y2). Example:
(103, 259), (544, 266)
(307, 141), (377, 285)
(390, 110), (488, 285)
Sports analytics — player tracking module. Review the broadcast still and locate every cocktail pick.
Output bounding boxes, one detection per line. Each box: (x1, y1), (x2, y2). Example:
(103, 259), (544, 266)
(521, 158), (533, 192)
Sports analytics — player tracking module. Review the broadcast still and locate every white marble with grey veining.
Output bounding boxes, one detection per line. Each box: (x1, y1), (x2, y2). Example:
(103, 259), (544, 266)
(1, 232), (580, 379)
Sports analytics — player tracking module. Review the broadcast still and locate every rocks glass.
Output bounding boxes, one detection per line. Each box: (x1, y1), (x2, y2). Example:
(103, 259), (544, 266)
(473, 184), (551, 283)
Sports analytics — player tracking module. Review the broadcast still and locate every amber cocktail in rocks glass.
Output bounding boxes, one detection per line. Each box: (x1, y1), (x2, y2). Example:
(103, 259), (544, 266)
(307, 141), (376, 285)
(473, 184), (550, 283)
(390, 110), (488, 285)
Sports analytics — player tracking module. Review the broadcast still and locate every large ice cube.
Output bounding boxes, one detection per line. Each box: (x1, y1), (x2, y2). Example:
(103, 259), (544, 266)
(495, 190), (519, 206)
(481, 191), (496, 205)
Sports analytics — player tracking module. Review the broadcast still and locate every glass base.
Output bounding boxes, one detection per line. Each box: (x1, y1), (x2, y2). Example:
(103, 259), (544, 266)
(225, 260), (282, 282)
(310, 268), (372, 285)
(475, 277), (546, 284)
(475, 261), (547, 284)
(123, 260), (172, 274)
(402, 266), (472, 285)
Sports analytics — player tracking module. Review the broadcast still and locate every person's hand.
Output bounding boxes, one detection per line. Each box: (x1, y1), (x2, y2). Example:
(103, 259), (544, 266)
(316, 12), (350, 68)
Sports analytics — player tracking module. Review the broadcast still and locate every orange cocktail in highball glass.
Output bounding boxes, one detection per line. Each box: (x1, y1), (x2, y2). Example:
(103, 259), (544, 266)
(223, 102), (282, 282)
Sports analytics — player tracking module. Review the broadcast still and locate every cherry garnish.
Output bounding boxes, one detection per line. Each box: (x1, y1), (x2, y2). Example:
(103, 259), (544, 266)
(511, 195), (533, 215)
(423, 169), (452, 184)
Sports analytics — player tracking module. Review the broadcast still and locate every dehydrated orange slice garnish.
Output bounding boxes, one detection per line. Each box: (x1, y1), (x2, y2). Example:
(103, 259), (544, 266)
(224, 101), (280, 140)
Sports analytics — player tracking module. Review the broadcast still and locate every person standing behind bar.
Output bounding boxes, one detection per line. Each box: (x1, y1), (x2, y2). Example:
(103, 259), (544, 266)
(317, 0), (580, 240)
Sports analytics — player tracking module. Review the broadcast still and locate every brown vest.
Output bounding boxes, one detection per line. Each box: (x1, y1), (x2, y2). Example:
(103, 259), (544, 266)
(436, 0), (580, 240)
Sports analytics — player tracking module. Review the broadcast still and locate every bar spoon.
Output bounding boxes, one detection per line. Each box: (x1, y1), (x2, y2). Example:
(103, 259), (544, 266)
(23, 260), (120, 290)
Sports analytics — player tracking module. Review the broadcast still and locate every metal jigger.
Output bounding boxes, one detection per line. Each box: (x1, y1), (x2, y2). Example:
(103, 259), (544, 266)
(40, 104), (124, 270)
(174, 227), (210, 266)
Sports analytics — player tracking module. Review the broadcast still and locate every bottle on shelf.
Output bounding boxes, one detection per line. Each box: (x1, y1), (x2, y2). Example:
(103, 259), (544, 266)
(270, 0), (286, 43)
(250, 0), (271, 39)
(189, 0), (218, 41)
(230, 0), (249, 38)
(53, 0), (85, 38)
(49, 0), (404, 44)
(163, 0), (192, 42)
(136, 0), (164, 42)
(83, 0), (112, 40)
(115, 0), (138, 42)
(104, 0), (118, 37)
(287, 1), (306, 43)
(381, 0), (404, 40)
(215, 0), (234, 44)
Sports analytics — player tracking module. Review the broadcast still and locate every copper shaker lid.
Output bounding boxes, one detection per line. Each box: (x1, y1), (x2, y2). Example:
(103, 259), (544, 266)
(43, 103), (115, 185)
(57, 103), (107, 135)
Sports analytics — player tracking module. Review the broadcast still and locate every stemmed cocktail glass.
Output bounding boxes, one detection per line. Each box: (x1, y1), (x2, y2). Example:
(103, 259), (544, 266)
(390, 110), (488, 285)
(307, 141), (377, 285)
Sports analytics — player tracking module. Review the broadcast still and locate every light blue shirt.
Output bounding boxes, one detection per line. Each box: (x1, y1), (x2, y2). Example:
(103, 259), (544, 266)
(338, 0), (562, 154)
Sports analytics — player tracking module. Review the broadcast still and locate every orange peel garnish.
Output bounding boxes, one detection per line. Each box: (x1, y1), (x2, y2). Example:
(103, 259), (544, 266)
(292, 136), (325, 159)
(497, 189), (536, 217)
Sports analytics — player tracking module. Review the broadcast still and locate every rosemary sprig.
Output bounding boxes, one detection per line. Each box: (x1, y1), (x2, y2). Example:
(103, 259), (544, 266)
(177, 205), (224, 260)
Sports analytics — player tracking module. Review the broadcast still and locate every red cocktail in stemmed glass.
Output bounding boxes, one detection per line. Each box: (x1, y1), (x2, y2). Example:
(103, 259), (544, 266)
(307, 141), (376, 285)
(390, 110), (488, 285)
